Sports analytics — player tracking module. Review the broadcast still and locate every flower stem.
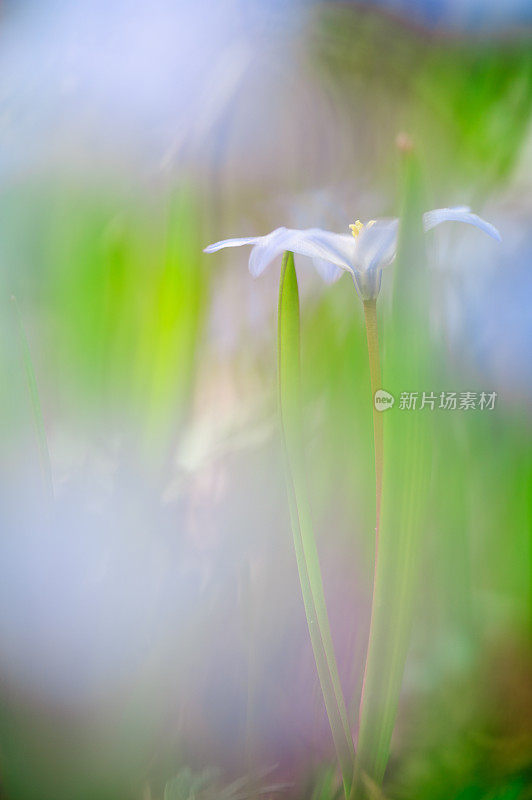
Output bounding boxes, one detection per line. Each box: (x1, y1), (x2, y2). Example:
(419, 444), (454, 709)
(278, 251), (355, 797)
(363, 299), (382, 531)
(350, 299), (384, 800)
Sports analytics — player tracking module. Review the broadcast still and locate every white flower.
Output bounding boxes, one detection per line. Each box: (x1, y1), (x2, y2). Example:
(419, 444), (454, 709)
(204, 207), (501, 301)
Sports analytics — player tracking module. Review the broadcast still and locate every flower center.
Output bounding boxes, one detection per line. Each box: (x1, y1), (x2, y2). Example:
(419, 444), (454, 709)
(349, 219), (376, 238)
(349, 220), (364, 238)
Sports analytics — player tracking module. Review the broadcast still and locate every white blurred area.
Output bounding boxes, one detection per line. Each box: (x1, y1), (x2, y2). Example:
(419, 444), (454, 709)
(0, 0), (309, 179)
(3, 0), (528, 186)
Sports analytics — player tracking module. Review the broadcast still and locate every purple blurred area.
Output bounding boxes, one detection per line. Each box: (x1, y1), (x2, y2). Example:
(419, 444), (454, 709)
(0, 431), (370, 788)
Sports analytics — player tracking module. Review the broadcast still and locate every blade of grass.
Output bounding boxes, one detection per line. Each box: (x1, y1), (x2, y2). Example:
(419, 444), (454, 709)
(278, 251), (355, 796)
(353, 145), (431, 794)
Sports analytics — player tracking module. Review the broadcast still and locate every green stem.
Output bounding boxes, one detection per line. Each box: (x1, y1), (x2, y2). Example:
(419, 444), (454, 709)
(363, 300), (383, 531)
(350, 300), (384, 800)
(278, 251), (355, 796)
(354, 315), (430, 796)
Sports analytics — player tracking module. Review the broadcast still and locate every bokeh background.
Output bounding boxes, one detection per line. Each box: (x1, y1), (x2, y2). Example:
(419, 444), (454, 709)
(0, 1), (531, 798)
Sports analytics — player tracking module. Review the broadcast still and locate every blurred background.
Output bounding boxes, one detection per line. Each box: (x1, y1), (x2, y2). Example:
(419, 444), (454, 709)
(0, 1), (531, 798)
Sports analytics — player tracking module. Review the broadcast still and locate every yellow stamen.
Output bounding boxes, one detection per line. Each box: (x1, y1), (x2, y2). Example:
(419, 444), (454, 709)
(349, 220), (364, 238)
(350, 219), (377, 239)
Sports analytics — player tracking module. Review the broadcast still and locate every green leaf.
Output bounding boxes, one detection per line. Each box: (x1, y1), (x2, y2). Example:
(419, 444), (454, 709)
(278, 251), (355, 797)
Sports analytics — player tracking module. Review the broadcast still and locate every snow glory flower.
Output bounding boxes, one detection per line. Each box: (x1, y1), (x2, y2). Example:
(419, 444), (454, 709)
(203, 204), (501, 800)
(204, 206), (501, 300)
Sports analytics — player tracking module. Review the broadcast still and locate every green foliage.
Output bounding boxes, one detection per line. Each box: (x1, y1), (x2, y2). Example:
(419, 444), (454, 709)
(0, 182), (206, 467)
(309, 7), (532, 195)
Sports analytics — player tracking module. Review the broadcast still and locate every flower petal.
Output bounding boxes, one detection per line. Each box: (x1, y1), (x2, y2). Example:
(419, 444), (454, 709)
(279, 228), (357, 273)
(312, 258), (344, 284)
(203, 235), (261, 253)
(247, 228), (293, 277)
(423, 207), (501, 242)
(206, 226), (358, 279)
(352, 219), (399, 273)
(352, 269), (383, 301)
